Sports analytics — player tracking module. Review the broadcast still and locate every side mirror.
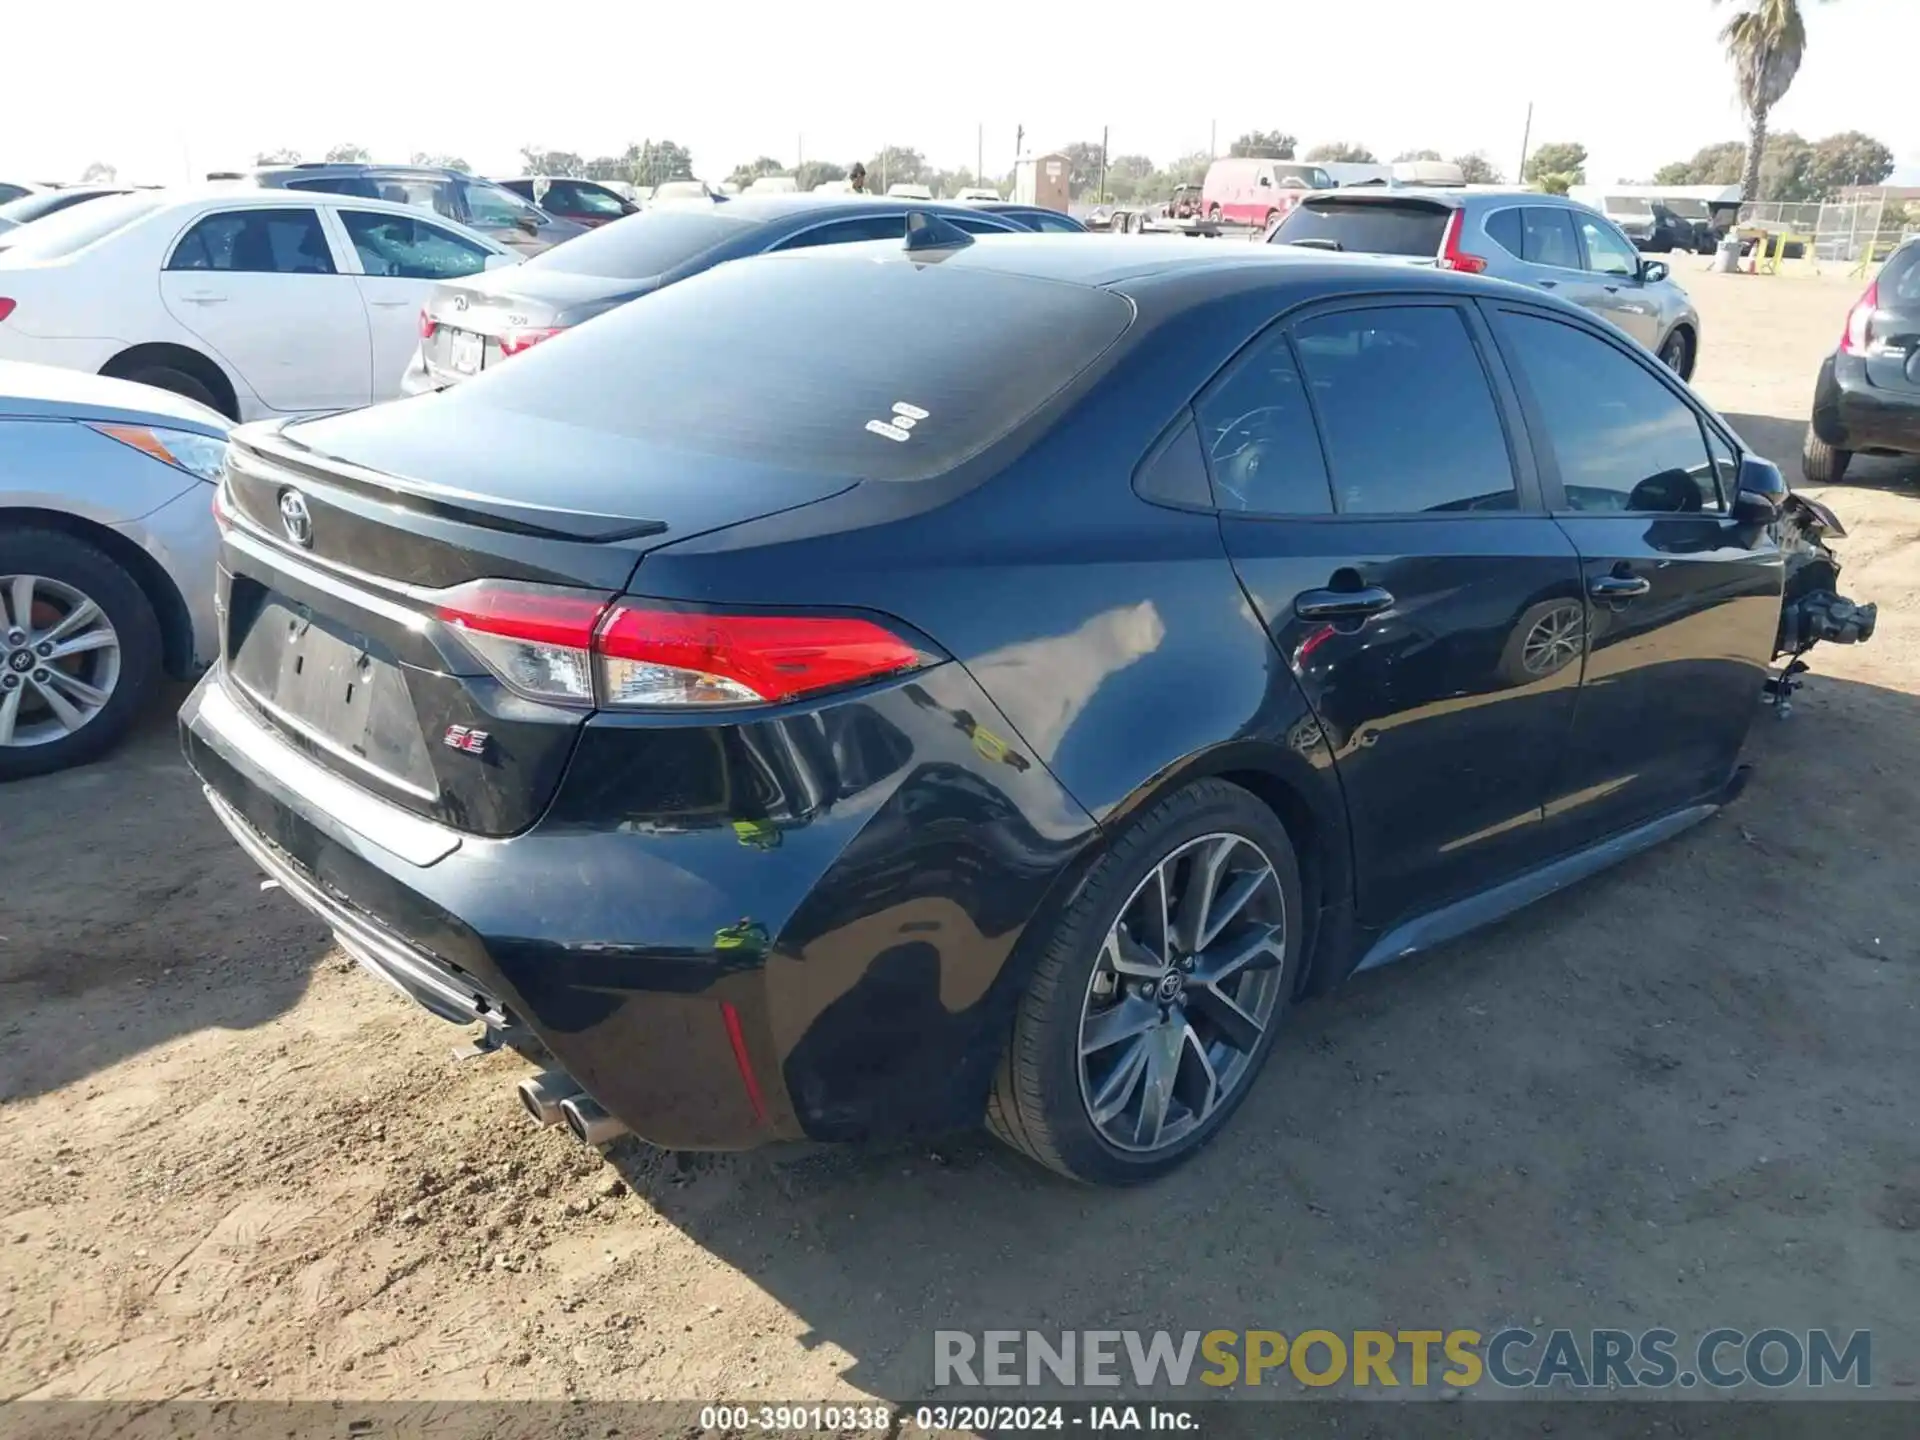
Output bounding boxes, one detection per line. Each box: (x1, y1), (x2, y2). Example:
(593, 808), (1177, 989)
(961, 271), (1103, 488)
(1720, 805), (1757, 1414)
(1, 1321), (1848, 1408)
(517, 214), (541, 234)
(1730, 454), (1787, 526)
(1640, 259), (1670, 284)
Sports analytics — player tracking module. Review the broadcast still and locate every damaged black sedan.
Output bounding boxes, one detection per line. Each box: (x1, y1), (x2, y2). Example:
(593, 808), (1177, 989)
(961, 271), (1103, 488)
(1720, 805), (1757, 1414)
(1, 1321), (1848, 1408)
(183, 227), (1873, 1185)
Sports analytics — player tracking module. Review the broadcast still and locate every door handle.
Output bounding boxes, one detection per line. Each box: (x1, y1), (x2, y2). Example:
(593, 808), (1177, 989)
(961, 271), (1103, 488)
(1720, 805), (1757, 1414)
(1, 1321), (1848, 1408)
(1589, 574), (1651, 600)
(1295, 586), (1395, 620)
(180, 291), (227, 304)
(1535, 279), (1558, 289)
(367, 298), (412, 308)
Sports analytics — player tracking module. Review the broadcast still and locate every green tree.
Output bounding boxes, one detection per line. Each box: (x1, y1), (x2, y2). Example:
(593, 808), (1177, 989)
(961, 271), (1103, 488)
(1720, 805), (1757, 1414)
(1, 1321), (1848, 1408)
(794, 160), (848, 192)
(324, 143), (369, 164)
(1523, 141), (1588, 187)
(1394, 149), (1442, 164)
(1759, 131), (1819, 201)
(1806, 130), (1895, 196)
(1229, 130), (1296, 160)
(253, 148), (300, 166)
(1305, 142), (1377, 164)
(1453, 151), (1502, 184)
(1057, 141), (1107, 198)
(727, 156), (788, 189)
(865, 145), (929, 192)
(1652, 140), (1746, 186)
(1168, 150), (1213, 185)
(410, 152), (471, 173)
(519, 147), (585, 177)
(629, 140), (695, 187)
(1717, 0), (1832, 202)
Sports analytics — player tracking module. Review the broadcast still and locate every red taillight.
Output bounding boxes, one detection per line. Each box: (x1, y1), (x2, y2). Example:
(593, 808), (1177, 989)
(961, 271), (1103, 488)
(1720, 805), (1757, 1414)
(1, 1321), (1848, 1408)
(418, 307), (437, 341)
(596, 605), (927, 707)
(436, 584), (607, 705)
(1437, 209), (1487, 274)
(434, 583), (930, 709)
(1841, 280), (1879, 355)
(0, 298), (15, 323)
(497, 326), (563, 358)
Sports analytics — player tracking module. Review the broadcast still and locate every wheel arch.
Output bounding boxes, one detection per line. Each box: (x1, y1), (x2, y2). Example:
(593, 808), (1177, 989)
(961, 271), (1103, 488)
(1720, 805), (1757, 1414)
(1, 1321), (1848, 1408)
(100, 342), (241, 421)
(0, 506), (196, 678)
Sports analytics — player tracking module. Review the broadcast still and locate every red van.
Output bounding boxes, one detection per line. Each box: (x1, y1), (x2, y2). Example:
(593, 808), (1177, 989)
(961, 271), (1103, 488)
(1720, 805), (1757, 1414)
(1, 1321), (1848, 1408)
(1200, 158), (1335, 229)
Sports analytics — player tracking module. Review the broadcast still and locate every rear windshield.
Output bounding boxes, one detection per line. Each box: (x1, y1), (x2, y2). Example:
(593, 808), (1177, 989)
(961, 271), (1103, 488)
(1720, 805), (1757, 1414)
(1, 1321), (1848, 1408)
(532, 208), (749, 278)
(0, 192), (166, 261)
(466, 252), (1134, 481)
(1606, 196), (1655, 216)
(1270, 200), (1449, 257)
(1663, 198), (1710, 220)
(1887, 244), (1920, 304)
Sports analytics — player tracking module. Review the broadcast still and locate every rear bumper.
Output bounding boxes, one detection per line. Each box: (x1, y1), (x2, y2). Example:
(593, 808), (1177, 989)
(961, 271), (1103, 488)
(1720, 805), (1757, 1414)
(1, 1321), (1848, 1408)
(1812, 354), (1920, 456)
(181, 660), (1096, 1150)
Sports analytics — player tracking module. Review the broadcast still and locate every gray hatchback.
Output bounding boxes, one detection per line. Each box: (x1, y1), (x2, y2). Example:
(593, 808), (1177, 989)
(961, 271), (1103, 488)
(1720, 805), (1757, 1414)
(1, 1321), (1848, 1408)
(1269, 189), (1702, 378)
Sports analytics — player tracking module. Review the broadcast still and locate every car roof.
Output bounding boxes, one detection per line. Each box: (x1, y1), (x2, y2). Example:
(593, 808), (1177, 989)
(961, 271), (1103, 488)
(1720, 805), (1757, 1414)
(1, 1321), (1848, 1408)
(1301, 186), (1577, 210)
(153, 186), (504, 233)
(696, 194), (1010, 224)
(781, 232), (1570, 308)
(250, 163), (459, 179)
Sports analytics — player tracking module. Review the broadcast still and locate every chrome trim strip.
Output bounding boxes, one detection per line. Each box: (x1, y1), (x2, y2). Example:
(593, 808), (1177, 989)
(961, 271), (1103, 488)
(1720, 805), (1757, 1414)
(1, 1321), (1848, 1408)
(194, 680), (460, 867)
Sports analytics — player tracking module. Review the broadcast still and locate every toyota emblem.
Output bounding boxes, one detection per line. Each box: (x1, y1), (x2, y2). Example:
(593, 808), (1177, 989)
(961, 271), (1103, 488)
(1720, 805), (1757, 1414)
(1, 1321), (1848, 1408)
(278, 489), (313, 548)
(453, 293), (469, 311)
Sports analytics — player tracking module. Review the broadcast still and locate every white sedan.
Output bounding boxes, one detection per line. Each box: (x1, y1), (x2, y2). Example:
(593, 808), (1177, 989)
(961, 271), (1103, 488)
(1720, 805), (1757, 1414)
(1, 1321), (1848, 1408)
(0, 189), (517, 420)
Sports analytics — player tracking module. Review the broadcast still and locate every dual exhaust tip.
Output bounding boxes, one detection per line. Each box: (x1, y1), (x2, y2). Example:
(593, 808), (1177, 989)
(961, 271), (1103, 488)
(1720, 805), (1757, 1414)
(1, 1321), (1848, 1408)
(516, 1070), (629, 1147)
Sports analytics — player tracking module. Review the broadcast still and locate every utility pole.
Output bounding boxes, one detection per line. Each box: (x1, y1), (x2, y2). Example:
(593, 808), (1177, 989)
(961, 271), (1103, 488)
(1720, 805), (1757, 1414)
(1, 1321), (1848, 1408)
(1516, 101), (1534, 187)
(1099, 125), (1109, 204)
(1016, 123), (1024, 162)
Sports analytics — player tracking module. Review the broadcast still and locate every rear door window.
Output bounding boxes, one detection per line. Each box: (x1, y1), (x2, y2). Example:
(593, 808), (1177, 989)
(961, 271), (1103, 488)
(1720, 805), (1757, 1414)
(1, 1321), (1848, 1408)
(167, 208), (337, 274)
(1885, 244), (1920, 304)
(1485, 207), (1524, 259)
(1292, 304), (1517, 513)
(548, 181), (629, 219)
(1520, 208), (1581, 269)
(1271, 201), (1450, 257)
(461, 179), (546, 228)
(1194, 329), (1332, 514)
(1495, 310), (1719, 513)
(464, 251), (1133, 482)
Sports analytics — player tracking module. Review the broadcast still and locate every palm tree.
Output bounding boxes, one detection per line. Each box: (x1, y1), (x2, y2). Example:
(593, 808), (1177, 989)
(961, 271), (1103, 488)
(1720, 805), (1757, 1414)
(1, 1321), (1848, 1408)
(1716, 0), (1827, 203)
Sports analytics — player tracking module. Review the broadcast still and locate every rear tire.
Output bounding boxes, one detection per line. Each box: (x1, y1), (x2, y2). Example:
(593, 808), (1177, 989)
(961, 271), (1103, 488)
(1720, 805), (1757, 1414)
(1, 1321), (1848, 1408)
(986, 778), (1304, 1185)
(1802, 429), (1852, 485)
(117, 365), (223, 416)
(0, 528), (162, 780)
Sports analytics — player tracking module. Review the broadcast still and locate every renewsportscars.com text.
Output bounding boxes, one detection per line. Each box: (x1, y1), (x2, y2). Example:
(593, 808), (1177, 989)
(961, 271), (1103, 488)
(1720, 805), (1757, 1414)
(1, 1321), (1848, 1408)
(934, 1328), (1872, 1392)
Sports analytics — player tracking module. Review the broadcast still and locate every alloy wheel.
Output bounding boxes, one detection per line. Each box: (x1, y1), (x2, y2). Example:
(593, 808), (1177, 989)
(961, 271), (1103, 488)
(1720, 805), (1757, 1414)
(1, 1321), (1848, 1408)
(1660, 332), (1689, 374)
(1077, 832), (1286, 1154)
(1521, 602), (1585, 677)
(0, 573), (122, 748)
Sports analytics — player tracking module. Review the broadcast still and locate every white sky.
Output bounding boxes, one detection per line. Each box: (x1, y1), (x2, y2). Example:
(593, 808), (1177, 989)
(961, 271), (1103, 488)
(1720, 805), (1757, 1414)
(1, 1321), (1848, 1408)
(4, 0), (1916, 187)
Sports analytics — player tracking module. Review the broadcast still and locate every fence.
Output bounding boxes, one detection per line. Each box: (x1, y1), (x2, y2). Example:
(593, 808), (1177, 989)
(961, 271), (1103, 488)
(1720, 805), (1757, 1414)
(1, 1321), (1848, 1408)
(1738, 191), (1916, 274)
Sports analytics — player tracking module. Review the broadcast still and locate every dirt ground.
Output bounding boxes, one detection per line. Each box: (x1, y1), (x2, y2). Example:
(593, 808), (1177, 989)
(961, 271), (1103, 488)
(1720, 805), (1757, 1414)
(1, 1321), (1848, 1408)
(3, 262), (1918, 1413)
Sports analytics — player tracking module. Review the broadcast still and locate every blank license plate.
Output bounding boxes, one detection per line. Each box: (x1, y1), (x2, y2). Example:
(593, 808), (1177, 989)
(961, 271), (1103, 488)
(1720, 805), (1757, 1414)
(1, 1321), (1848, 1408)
(448, 329), (483, 375)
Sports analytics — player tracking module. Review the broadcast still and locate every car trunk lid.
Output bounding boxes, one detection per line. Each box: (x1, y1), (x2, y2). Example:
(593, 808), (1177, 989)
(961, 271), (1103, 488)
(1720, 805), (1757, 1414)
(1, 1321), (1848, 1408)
(215, 405), (854, 837)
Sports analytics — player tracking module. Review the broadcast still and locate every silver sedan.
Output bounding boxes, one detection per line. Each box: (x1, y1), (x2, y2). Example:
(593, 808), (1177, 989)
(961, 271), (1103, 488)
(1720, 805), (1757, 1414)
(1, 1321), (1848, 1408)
(1, 361), (226, 777)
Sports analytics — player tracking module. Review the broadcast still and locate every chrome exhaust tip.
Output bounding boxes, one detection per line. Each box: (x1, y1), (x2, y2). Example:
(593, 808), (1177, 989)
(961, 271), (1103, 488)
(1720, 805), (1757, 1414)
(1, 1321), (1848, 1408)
(516, 1070), (582, 1127)
(559, 1094), (629, 1147)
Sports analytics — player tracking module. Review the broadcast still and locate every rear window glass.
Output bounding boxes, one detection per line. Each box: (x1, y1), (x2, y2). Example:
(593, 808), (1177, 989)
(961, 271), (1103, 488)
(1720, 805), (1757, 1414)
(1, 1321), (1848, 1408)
(468, 252), (1133, 481)
(1886, 244), (1920, 304)
(1606, 196), (1654, 216)
(1270, 201), (1449, 257)
(531, 208), (750, 278)
(0, 193), (166, 261)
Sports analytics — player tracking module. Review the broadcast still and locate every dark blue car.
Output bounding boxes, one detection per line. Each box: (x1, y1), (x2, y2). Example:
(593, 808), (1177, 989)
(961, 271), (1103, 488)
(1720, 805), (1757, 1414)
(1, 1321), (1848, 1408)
(194, 235), (1872, 1184)
(405, 195), (1066, 393)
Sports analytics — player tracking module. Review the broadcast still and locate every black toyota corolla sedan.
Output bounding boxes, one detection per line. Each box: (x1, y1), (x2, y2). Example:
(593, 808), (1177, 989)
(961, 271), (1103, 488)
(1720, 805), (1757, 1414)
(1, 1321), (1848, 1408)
(183, 227), (1873, 1185)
